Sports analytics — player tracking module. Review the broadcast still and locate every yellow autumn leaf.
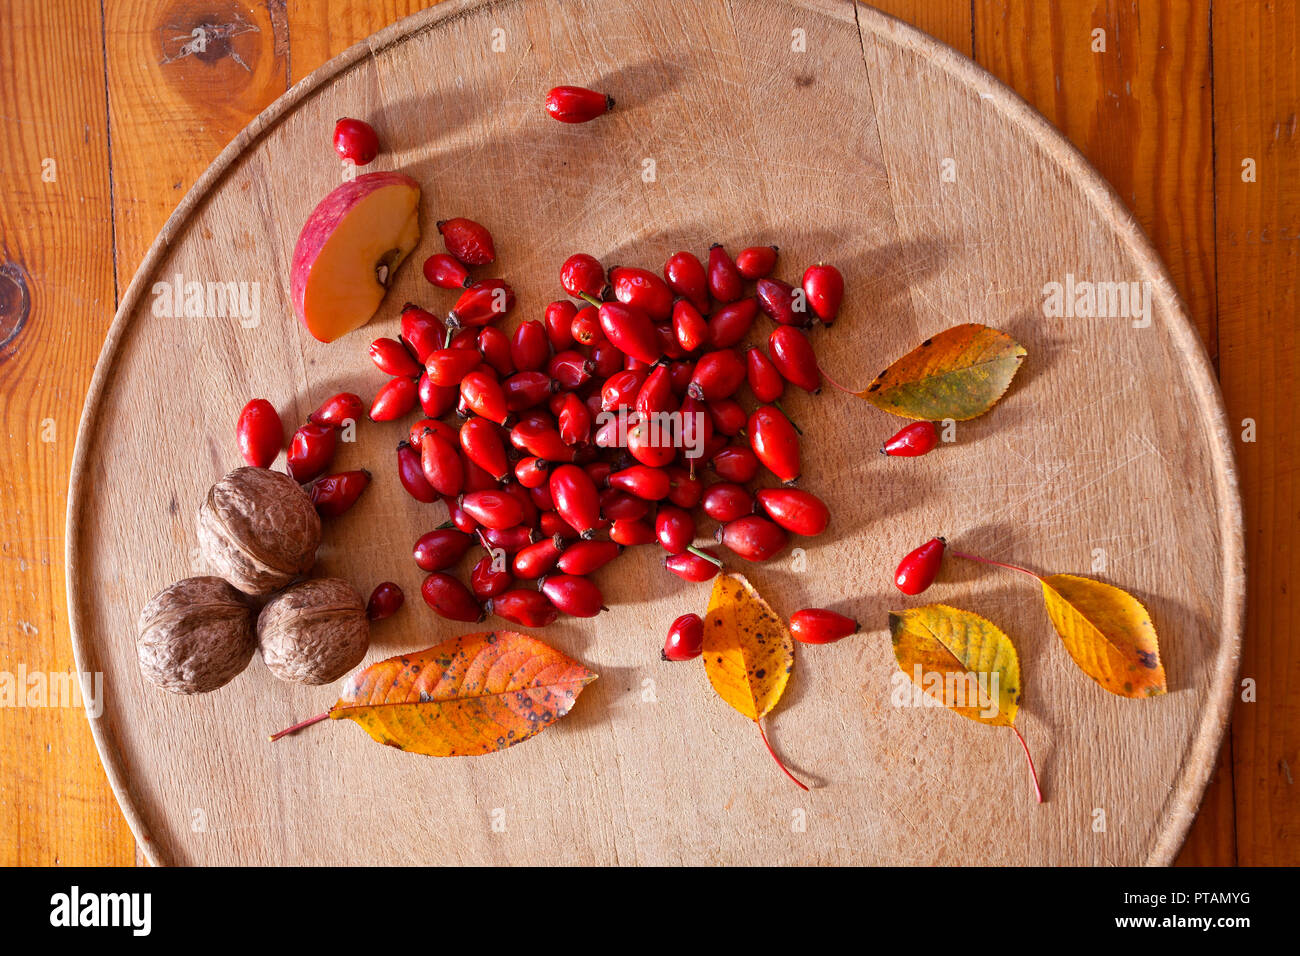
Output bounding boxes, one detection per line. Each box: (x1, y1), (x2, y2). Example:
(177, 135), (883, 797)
(888, 604), (1022, 726)
(889, 604), (1041, 802)
(701, 572), (807, 790)
(702, 572), (793, 721)
(1040, 574), (1166, 698)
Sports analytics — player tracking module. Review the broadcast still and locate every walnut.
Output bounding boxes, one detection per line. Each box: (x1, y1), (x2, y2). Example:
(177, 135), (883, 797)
(197, 467), (320, 595)
(137, 576), (256, 694)
(257, 578), (369, 685)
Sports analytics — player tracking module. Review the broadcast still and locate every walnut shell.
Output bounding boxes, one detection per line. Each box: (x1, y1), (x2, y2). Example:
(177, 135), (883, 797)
(137, 576), (256, 694)
(257, 578), (369, 685)
(197, 467), (321, 595)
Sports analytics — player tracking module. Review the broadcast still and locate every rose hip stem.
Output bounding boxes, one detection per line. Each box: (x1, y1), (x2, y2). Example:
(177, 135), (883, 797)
(1012, 725), (1044, 804)
(757, 719), (810, 791)
(269, 712), (329, 741)
(686, 545), (723, 568)
(947, 549), (1043, 581)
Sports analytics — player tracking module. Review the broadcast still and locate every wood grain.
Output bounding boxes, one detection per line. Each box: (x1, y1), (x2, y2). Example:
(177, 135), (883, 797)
(0, 0), (135, 865)
(1212, 0), (1299, 867)
(64, 0), (1242, 865)
(970, 0), (1232, 868)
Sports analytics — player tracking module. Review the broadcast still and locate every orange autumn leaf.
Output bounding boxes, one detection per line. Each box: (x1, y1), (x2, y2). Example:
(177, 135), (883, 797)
(271, 631), (596, 755)
(701, 572), (808, 790)
(1039, 574), (1166, 698)
(859, 323), (1026, 421)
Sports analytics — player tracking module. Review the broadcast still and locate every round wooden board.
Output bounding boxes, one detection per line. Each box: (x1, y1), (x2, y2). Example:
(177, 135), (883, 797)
(67, 0), (1243, 866)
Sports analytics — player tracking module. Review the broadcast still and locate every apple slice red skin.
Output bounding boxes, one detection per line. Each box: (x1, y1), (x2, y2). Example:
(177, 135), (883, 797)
(291, 171), (421, 343)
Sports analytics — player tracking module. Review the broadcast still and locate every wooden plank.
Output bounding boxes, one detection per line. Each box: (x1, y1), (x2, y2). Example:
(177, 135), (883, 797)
(0, 0), (134, 865)
(870, 0), (971, 55)
(1212, 0), (1300, 867)
(971, 0), (1233, 867)
(101, 0), (290, 283)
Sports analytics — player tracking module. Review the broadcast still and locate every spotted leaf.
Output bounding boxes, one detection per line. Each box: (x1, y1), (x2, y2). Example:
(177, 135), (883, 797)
(860, 323), (1026, 421)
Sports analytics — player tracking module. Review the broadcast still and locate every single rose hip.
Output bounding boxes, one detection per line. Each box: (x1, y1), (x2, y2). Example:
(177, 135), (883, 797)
(333, 117), (379, 165)
(447, 278), (515, 329)
(601, 368), (648, 411)
(418, 372), (458, 418)
(511, 419), (575, 462)
(486, 589), (559, 628)
(735, 245), (778, 280)
(460, 369), (510, 425)
(802, 263), (844, 324)
(882, 420), (939, 457)
(395, 441), (437, 503)
(237, 399), (283, 468)
(790, 608), (859, 645)
(598, 301), (662, 365)
(445, 496), (479, 534)
(895, 537), (945, 595)
(561, 253), (607, 298)
(600, 489), (649, 521)
(420, 431), (464, 497)
(538, 509), (574, 539)
(610, 267), (674, 322)
(756, 487), (829, 536)
(663, 547), (723, 582)
(369, 376), (419, 421)
(749, 405), (800, 483)
(504, 371), (558, 411)
(479, 524), (537, 555)
(460, 418), (510, 480)
(510, 320), (549, 373)
(687, 349), (746, 402)
(672, 300), (709, 353)
(544, 300), (578, 350)
(310, 469), (371, 517)
(663, 250), (710, 311)
(570, 306), (604, 346)
(548, 464), (601, 538)
(424, 347), (481, 387)
(399, 304), (446, 364)
(539, 574), (604, 618)
(548, 349), (595, 390)
(513, 538), (564, 579)
(590, 341), (625, 377)
(706, 398), (747, 436)
(470, 554), (513, 600)
(286, 422), (339, 483)
(460, 489), (526, 530)
(557, 539), (621, 575)
(756, 277), (809, 327)
(662, 613), (704, 661)
(707, 244), (743, 303)
(309, 392), (364, 430)
(366, 582), (404, 621)
(477, 326), (515, 377)
(609, 464), (671, 500)
(707, 298), (759, 349)
(702, 482), (754, 523)
(745, 347), (785, 403)
(437, 217), (496, 265)
(709, 445), (759, 484)
(609, 517), (656, 546)
(718, 515), (788, 561)
(423, 252), (471, 290)
(627, 417), (677, 468)
(421, 572), (484, 623)
(413, 528), (473, 572)
(369, 336), (423, 377)
(768, 326), (821, 392)
(545, 85), (614, 123)
(463, 452), (501, 493)
(655, 505), (696, 553)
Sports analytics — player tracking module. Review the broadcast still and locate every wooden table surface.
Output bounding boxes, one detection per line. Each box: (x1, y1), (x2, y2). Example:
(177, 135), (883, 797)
(0, 0), (1292, 866)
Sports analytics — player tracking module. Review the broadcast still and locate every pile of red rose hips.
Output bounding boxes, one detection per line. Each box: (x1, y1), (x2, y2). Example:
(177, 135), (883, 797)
(235, 106), (951, 662)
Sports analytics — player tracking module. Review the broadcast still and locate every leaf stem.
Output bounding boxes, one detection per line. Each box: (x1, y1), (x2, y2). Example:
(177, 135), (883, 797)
(686, 545), (723, 568)
(269, 712), (329, 742)
(577, 292), (602, 308)
(773, 400), (802, 434)
(948, 549), (1042, 581)
(757, 719), (810, 791)
(1011, 724), (1043, 804)
(816, 364), (858, 396)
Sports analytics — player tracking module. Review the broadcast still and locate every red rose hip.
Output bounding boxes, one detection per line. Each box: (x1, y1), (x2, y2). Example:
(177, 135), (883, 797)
(333, 117), (379, 165)
(437, 217), (496, 266)
(545, 85), (614, 123)
(790, 608), (859, 645)
(882, 421), (939, 457)
(236, 399), (283, 468)
(662, 613), (705, 661)
(895, 537), (946, 595)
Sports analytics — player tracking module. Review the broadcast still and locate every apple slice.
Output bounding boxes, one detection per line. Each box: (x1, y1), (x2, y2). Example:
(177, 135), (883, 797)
(291, 171), (421, 343)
